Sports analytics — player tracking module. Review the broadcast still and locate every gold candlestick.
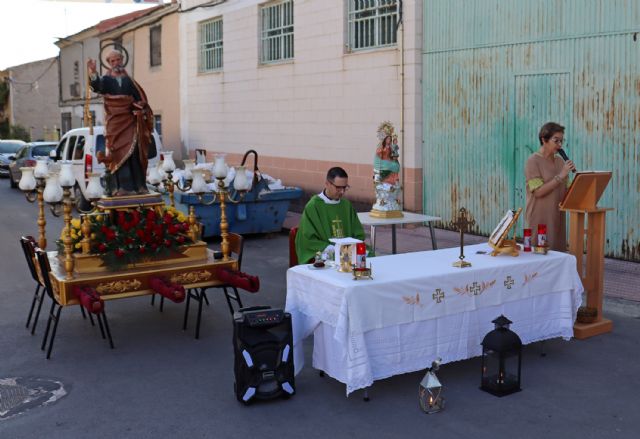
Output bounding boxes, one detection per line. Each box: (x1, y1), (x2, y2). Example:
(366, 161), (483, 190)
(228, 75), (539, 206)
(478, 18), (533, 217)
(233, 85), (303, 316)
(62, 187), (75, 279)
(218, 179), (230, 261)
(188, 205), (199, 243)
(451, 207), (475, 268)
(36, 181), (47, 250)
(81, 214), (92, 254)
(166, 174), (175, 208)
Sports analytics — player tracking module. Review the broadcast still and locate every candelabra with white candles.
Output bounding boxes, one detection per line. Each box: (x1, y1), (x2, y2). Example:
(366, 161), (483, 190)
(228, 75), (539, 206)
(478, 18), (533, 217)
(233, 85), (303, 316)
(18, 158), (98, 279)
(147, 152), (252, 261)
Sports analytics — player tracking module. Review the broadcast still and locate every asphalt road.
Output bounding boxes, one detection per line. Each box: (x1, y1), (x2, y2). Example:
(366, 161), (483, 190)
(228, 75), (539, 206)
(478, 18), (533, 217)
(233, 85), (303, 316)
(1, 178), (640, 438)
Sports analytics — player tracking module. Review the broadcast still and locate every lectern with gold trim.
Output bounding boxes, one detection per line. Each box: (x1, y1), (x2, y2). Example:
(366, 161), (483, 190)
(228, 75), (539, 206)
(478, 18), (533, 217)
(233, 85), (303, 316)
(559, 171), (613, 339)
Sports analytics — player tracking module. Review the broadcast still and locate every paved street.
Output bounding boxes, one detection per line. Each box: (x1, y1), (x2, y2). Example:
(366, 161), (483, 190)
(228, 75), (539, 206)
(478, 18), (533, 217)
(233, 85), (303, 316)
(1, 182), (640, 438)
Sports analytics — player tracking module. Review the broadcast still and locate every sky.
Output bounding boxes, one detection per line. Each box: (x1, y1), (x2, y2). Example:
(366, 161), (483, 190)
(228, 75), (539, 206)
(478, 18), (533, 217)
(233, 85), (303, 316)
(0, 1), (164, 70)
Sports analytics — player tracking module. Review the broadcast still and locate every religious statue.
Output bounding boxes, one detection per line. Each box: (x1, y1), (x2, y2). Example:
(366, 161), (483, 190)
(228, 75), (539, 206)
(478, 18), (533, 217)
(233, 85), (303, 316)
(87, 48), (154, 197)
(370, 121), (403, 218)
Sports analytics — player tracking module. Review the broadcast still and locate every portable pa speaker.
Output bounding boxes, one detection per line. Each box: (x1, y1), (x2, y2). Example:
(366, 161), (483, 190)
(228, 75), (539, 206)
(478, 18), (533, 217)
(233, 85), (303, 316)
(233, 306), (295, 403)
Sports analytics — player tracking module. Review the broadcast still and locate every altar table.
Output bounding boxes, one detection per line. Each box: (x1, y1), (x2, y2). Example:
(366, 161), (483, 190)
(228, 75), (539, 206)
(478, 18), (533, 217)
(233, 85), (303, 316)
(285, 244), (583, 395)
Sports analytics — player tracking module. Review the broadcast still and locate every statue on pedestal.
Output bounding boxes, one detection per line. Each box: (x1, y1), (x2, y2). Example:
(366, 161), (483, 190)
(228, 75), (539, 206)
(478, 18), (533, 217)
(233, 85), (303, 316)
(87, 47), (154, 197)
(370, 121), (403, 218)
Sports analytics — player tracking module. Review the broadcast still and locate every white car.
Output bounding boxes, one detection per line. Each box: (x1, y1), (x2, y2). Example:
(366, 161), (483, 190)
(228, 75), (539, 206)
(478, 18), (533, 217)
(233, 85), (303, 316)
(52, 126), (162, 209)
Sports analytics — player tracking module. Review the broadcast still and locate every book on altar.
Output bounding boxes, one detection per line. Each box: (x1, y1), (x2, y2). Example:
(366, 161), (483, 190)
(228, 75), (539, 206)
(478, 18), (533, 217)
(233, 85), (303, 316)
(329, 237), (363, 267)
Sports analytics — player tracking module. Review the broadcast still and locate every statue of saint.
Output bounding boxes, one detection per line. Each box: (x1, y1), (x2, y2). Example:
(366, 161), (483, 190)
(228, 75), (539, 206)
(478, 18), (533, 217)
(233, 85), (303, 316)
(371, 122), (403, 218)
(87, 50), (154, 197)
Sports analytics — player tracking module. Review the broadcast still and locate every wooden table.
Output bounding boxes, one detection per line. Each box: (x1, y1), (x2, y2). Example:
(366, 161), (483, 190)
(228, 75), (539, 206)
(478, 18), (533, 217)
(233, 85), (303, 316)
(357, 211), (441, 254)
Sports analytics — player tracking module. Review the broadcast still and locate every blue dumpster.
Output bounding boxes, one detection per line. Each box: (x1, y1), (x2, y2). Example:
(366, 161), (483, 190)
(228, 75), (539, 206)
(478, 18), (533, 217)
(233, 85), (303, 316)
(176, 187), (302, 237)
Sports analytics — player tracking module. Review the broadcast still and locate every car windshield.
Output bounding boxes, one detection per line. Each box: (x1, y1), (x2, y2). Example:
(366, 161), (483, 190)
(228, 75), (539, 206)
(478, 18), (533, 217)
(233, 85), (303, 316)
(32, 145), (56, 157)
(0, 142), (24, 154)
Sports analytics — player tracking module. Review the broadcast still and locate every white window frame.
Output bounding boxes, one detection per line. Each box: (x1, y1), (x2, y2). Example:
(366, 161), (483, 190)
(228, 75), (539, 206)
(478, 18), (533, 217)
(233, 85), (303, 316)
(347, 0), (398, 52)
(260, 0), (294, 64)
(199, 17), (223, 73)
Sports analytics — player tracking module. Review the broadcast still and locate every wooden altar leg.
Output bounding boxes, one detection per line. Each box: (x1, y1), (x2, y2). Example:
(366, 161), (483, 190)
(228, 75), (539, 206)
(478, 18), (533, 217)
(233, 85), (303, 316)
(573, 211), (612, 339)
(568, 212), (585, 278)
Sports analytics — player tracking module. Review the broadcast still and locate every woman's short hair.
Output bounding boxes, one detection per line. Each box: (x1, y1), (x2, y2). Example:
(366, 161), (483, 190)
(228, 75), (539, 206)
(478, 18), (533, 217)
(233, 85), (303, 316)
(538, 122), (565, 145)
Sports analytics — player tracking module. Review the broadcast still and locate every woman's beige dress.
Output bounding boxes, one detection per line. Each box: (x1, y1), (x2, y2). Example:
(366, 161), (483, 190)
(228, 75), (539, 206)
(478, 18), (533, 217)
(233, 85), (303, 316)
(524, 152), (568, 251)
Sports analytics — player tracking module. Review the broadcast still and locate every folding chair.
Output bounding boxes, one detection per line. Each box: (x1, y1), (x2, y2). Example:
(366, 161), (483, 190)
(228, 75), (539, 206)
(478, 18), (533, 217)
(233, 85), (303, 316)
(36, 249), (114, 359)
(183, 233), (245, 339)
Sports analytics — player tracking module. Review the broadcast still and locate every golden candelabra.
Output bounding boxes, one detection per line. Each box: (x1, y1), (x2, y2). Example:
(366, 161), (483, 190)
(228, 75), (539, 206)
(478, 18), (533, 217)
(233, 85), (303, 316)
(193, 177), (247, 262)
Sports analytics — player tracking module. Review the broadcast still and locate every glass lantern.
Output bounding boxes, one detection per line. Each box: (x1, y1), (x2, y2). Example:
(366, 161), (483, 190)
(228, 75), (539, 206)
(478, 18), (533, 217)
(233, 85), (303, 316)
(419, 358), (444, 414)
(480, 315), (522, 397)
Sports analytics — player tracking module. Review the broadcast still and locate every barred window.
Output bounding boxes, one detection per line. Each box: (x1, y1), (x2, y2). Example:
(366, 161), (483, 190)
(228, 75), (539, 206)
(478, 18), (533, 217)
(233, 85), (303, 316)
(199, 18), (223, 72)
(150, 25), (162, 67)
(261, 0), (294, 64)
(347, 0), (398, 51)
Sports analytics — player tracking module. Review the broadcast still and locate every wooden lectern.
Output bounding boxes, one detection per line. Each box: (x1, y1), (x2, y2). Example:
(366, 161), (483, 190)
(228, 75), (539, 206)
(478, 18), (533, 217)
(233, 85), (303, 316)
(559, 171), (613, 339)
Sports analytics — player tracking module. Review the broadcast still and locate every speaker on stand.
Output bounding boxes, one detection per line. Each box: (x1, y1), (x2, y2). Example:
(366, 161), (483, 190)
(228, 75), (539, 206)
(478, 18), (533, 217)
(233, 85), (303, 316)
(233, 306), (295, 404)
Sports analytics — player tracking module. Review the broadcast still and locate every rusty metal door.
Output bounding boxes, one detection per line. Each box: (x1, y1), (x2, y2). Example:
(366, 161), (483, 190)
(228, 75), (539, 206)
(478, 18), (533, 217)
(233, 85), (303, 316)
(513, 72), (572, 232)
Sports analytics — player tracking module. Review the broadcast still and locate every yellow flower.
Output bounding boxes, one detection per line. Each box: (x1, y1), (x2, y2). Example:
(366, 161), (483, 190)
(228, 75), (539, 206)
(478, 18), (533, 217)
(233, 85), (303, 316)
(71, 218), (81, 229)
(177, 214), (186, 223)
(75, 242), (82, 249)
(91, 233), (96, 239)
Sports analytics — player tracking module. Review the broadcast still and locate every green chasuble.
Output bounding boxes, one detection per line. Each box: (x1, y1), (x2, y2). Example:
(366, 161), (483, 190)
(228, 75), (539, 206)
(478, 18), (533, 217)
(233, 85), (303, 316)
(295, 195), (365, 264)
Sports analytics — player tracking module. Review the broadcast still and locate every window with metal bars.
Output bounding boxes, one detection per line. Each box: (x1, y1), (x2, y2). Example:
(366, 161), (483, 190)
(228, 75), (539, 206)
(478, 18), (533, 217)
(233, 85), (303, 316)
(150, 25), (162, 67)
(199, 18), (223, 72)
(260, 0), (294, 64)
(347, 0), (398, 51)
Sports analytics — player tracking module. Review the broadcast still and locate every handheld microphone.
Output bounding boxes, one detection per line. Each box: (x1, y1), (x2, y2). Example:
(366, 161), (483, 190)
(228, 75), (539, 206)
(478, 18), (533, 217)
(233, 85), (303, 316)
(557, 148), (576, 173)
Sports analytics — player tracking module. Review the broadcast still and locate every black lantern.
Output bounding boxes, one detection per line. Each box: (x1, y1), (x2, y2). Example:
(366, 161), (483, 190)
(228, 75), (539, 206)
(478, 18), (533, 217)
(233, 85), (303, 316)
(480, 315), (522, 397)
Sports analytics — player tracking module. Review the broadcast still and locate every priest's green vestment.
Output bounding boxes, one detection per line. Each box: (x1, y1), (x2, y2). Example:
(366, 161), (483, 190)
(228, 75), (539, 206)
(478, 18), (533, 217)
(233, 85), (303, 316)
(295, 195), (365, 264)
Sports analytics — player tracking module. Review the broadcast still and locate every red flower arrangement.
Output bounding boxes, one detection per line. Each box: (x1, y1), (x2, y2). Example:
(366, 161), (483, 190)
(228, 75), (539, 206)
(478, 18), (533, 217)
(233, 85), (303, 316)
(91, 207), (192, 269)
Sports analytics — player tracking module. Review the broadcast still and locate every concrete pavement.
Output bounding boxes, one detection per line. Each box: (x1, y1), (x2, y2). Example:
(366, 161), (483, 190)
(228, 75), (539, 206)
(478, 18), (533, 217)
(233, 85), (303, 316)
(1, 182), (640, 438)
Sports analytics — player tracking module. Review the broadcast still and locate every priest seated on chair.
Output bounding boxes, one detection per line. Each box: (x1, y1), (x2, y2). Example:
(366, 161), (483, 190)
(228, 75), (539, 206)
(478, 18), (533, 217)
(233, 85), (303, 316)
(295, 167), (366, 264)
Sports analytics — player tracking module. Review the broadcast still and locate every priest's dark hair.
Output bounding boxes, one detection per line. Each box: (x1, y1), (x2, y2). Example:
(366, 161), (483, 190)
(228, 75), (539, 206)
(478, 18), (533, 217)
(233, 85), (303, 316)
(327, 167), (348, 181)
(538, 122), (565, 145)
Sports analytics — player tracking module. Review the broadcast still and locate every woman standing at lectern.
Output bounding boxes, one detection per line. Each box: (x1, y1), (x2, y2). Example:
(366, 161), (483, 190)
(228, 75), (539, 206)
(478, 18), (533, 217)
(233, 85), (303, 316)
(524, 122), (576, 251)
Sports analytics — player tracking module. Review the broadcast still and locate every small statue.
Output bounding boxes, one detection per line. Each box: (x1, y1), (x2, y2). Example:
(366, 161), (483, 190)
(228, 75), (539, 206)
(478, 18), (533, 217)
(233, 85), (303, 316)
(371, 121), (403, 218)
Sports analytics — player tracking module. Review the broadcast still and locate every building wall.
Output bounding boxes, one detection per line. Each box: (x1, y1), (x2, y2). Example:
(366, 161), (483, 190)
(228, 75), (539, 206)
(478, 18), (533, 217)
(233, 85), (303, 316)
(180, 0), (423, 210)
(132, 11), (182, 157)
(422, 0), (640, 261)
(8, 58), (60, 140)
(58, 36), (102, 131)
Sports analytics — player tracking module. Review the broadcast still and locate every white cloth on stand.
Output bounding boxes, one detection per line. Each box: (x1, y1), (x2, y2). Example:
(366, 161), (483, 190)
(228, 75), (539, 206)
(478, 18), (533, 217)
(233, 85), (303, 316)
(286, 244), (583, 395)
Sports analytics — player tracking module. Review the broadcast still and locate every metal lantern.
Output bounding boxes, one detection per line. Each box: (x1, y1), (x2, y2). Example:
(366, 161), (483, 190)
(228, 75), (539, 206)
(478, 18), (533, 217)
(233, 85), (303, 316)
(419, 358), (444, 414)
(480, 315), (522, 397)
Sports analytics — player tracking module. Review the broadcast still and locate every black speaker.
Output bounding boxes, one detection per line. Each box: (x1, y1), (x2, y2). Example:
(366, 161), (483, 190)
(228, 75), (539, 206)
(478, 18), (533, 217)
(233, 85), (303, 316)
(233, 306), (295, 404)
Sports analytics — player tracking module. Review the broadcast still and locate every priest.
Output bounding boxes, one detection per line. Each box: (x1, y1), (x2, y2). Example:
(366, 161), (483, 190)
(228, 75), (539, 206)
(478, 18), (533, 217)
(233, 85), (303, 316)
(295, 167), (365, 264)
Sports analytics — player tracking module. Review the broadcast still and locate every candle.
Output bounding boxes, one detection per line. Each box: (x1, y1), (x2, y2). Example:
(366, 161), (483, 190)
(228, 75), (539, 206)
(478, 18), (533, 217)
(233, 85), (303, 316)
(34, 158), (49, 179)
(19, 167), (37, 191)
(213, 154), (228, 179)
(43, 173), (63, 203)
(162, 151), (176, 172)
(59, 162), (76, 188)
(182, 159), (195, 180)
(85, 173), (104, 200)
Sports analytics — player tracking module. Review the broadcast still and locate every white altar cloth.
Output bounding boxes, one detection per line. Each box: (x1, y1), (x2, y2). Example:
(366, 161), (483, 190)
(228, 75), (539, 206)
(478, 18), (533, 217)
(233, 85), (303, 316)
(286, 244), (583, 395)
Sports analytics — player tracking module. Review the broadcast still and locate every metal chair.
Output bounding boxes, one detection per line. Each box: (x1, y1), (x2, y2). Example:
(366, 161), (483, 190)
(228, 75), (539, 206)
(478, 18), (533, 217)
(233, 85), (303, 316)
(36, 249), (114, 359)
(20, 236), (46, 335)
(183, 232), (245, 339)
